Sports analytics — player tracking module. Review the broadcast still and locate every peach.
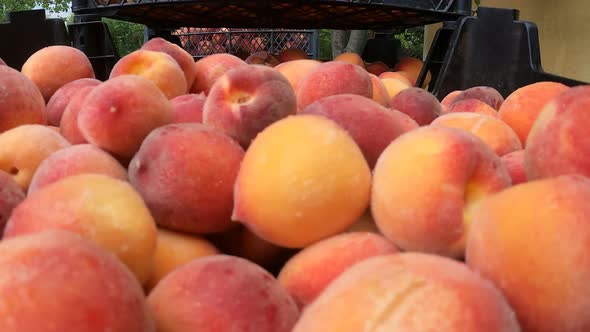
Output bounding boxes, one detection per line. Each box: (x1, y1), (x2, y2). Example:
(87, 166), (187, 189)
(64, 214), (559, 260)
(450, 86), (504, 110)
(170, 93), (206, 123)
(148, 255), (300, 332)
(275, 59), (321, 92)
(28, 144), (127, 194)
(390, 87), (441, 126)
(0, 171), (25, 233)
(501, 149), (527, 185)
(369, 73), (391, 107)
(146, 228), (219, 290)
(442, 98), (499, 117)
(390, 109), (420, 132)
(245, 51), (280, 67)
(499, 81), (570, 145)
(334, 52), (365, 68)
(0, 57), (5, 66)
(59, 84), (97, 144)
(190, 53), (247, 95)
(292, 253), (520, 332)
(393, 57), (432, 87)
(276, 48), (309, 63)
(110, 49), (187, 99)
(346, 210), (381, 233)
(141, 37), (197, 89)
(21, 45), (95, 102)
(0, 65), (46, 132)
(379, 71), (412, 86)
(278, 232), (398, 308)
(296, 61), (373, 111)
(301, 94), (409, 168)
(203, 64), (297, 147)
(233, 114), (372, 248)
(381, 77), (411, 100)
(365, 61), (389, 76)
(466, 174), (590, 332)
(128, 123), (244, 234)
(440, 89), (462, 112)
(431, 113), (522, 156)
(0, 124), (70, 190)
(525, 86), (590, 180)
(77, 75), (174, 161)
(371, 126), (511, 258)
(0, 230), (155, 332)
(45, 78), (102, 126)
(4, 174), (157, 284)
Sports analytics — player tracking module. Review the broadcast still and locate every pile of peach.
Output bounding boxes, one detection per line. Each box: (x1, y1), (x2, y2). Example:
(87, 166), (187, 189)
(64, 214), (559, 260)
(0, 40), (589, 332)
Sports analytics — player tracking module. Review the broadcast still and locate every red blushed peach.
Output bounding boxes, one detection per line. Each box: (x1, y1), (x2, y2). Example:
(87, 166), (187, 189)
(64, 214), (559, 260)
(501, 149), (527, 185)
(466, 174), (590, 332)
(431, 113), (522, 156)
(278, 232), (399, 308)
(59, 85), (97, 144)
(450, 86), (504, 110)
(245, 51), (280, 67)
(128, 123), (244, 234)
(390, 109), (420, 132)
(499, 81), (570, 145)
(276, 48), (309, 63)
(525, 85), (590, 180)
(334, 52), (365, 68)
(233, 115), (372, 248)
(21, 45), (95, 102)
(4, 174), (158, 284)
(366, 61), (389, 76)
(170, 93), (206, 123)
(381, 77), (411, 100)
(390, 87), (441, 126)
(293, 253), (520, 332)
(0, 125), (70, 190)
(110, 50), (187, 99)
(442, 98), (499, 117)
(379, 71), (412, 86)
(301, 94), (409, 168)
(369, 73), (391, 107)
(297, 61), (373, 111)
(0, 171), (25, 233)
(28, 144), (127, 194)
(203, 64), (297, 147)
(77, 75), (174, 161)
(148, 255), (300, 332)
(45, 78), (102, 126)
(371, 126), (511, 258)
(191, 53), (247, 95)
(0, 65), (46, 132)
(141, 37), (197, 89)
(0, 57), (5, 66)
(275, 59), (322, 93)
(440, 89), (462, 112)
(0, 230), (155, 332)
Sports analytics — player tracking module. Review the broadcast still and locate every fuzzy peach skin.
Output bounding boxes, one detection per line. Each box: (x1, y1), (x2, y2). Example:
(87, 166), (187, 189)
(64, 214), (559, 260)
(278, 232), (399, 308)
(0, 57), (5, 66)
(440, 89), (462, 112)
(233, 114), (372, 248)
(466, 174), (590, 332)
(371, 126), (511, 258)
(4, 174), (158, 284)
(301, 94), (409, 168)
(148, 255), (300, 332)
(146, 228), (219, 291)
(128, 124), (244, 234)
(369, 73), (391, 107)
(431, 113), (522, 156)
(296, 61), (373, 111)
(334, 52), (365, 68)
(379, 71), (412, 86)
(276, 48), (309, 63)
(77, 75), (174, 161)
(21, 45), (95, 101)
(501, 150), (527, 185)
(110, 49), (187, 99)
(393, 57), (432, 87)
(525, 86), (590, 180)
(141, 37), (197, 89)
(390, 109), (420, 132)
(45, 78), (102, 126)
(0, 170), (25, 233)
(442, 98), (499, 117)
(203, 64), (297, 147)
(499, 81), (570, 145)
(450, 86), (504, 110)
(59, 85), (98, 144)
(0, 65), (46, 132)
(0, 124), (70, 190)
(0, 230), (155, 332)
(381, 77), (411, 100)
(275, 59), (321, 92)
(28, 144), (127, 194)
(366, 61), (389, 76)
(190, 53), (247, 95)
(170, 93), (206, 123)
(292, 253), (521, 332)
(390, 87), (441, 126)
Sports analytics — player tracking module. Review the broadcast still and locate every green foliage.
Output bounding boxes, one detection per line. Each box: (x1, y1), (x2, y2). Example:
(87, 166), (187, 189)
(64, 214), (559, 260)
(395, 26), (424, 58)
(0, 0), (70, 22)
(103, 18), (145, 57)
(319, 29), (332, 60)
